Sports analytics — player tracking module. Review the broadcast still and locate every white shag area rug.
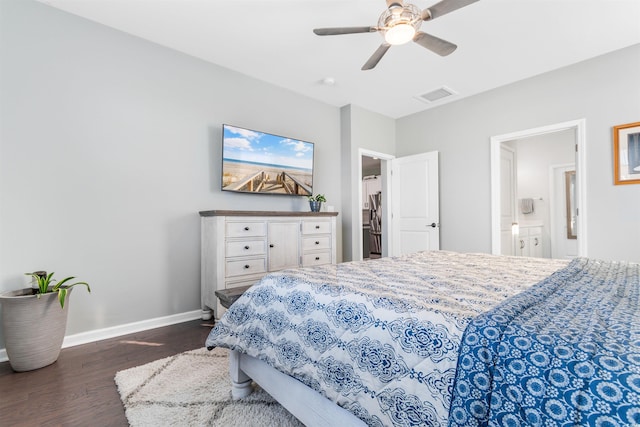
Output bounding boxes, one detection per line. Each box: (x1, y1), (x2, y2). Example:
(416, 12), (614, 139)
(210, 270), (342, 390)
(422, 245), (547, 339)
(114, 347), (303, 427)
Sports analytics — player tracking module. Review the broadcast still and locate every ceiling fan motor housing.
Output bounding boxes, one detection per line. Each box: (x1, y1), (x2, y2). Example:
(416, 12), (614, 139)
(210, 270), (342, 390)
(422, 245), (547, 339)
(379, 3), (422, 29)
(378, 3), (422, 45)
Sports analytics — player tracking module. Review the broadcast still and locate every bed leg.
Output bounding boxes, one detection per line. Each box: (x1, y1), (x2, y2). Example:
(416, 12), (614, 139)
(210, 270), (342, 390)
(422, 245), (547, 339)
(228, 350), (252, 399)
(201, 309), (212, 321)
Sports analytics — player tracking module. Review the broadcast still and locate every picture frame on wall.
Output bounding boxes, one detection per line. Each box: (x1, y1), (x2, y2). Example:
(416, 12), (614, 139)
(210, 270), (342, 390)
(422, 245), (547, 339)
(613, 121), (640, 185)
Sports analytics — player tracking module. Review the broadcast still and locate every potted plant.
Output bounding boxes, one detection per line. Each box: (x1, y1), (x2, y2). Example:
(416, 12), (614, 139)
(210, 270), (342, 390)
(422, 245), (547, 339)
(0, 271), (90, 372)
(308, 194), (326, 212)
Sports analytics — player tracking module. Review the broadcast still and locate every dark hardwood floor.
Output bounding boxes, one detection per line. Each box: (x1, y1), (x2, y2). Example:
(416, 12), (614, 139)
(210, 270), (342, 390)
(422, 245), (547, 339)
(0, 319), (214, 426)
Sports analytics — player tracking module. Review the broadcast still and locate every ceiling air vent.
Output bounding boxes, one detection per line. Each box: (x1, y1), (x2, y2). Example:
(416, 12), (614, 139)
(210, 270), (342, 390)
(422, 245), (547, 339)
(416, 86), (457, 103)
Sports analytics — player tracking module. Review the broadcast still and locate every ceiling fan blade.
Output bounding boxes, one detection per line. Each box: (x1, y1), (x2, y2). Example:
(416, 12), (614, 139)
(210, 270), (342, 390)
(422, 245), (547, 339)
(362, 43), (391, 70)
(422, 0), (478, 20)
(413, 31), (457, 56)
(313, 27), (377, 36)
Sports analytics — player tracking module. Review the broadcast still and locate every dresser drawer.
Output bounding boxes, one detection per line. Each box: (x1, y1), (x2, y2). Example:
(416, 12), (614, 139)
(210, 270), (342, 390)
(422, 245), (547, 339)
(226, 221), (266, 238)
(302, 251), (331, 267)
(226, 257), (267, 277)
(226, 240), (266, 257)
(302, 236), (331, 251)
(302, 220), (331, 235)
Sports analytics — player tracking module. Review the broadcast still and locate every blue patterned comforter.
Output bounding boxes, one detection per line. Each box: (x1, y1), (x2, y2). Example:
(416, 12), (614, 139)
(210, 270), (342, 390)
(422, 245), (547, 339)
(205, 251), (568, 426)
(448, 257), (640, 427)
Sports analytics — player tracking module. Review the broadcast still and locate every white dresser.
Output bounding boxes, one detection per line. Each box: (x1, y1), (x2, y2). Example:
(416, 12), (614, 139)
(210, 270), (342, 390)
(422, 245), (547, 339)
(199, 210), (339, 319)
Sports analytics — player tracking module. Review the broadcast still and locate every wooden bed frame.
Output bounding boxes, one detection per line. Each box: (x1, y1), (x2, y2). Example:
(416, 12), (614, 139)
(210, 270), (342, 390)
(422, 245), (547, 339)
(228, 349), (367, 426)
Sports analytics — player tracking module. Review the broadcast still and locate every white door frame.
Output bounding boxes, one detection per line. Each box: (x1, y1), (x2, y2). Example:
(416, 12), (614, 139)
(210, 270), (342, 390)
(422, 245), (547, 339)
(490, 119), (587, 257)
(358, 149), (395, 260)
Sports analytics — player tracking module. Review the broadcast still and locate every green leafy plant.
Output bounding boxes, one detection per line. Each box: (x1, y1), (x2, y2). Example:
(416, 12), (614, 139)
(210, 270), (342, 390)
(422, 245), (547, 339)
(25, 271), (91, 308)
(308, 194), (326, 203)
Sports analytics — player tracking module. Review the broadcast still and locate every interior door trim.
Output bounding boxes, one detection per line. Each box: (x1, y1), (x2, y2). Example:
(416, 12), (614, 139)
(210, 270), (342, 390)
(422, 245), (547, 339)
(358, 149), (395, 261)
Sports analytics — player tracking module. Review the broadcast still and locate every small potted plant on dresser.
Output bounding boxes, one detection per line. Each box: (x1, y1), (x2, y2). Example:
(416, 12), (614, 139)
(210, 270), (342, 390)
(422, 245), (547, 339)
(0, 271), (90, 372)
(308, 194), (326, 212)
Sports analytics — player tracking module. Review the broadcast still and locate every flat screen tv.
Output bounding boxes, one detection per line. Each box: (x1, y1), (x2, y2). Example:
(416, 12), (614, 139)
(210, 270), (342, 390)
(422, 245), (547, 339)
(221, 124), (314, 196)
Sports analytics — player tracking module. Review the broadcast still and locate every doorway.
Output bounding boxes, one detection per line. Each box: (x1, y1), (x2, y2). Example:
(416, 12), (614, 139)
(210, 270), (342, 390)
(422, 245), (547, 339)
(550, 164), (578, 259)
(362, 155), (382, 260)
(358, 149), (441, 260)
(490, 119), (587, 257)
(359, 149), (394, 260)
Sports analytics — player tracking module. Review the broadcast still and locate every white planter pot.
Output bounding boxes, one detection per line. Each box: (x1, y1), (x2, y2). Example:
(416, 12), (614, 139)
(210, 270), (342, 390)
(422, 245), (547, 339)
(0, 288), (70, 372)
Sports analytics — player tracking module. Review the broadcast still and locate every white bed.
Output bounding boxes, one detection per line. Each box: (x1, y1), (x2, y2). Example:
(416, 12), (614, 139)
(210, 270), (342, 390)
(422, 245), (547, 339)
(206, 251), (640, 426)
(228, 349), (366, 426)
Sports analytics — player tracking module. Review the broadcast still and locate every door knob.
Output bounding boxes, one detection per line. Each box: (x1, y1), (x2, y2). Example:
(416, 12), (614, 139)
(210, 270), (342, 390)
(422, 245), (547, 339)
(430, 223), (437, 228)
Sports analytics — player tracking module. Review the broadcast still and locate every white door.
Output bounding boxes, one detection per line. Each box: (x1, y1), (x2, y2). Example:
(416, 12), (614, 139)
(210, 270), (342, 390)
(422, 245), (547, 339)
(551, 165), (578, 259)
(500, 145), (516, 255)
(390, 151), (439, 256)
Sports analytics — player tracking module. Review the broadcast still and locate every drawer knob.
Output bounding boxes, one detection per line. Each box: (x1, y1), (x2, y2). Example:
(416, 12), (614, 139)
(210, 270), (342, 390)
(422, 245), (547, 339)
(269, 244), (274, 248)
(315, 241), (320, 245)
(315, 225), (320, 229)
(244, 245), (250, 250)
(244, 226), (250, 231)
(315, 256), (320, 261)
(244, 264), (250, 269)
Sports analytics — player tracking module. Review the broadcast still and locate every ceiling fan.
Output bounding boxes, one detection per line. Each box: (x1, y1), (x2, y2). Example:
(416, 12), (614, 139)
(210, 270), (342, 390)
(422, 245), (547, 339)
(313, 0), (479, 70)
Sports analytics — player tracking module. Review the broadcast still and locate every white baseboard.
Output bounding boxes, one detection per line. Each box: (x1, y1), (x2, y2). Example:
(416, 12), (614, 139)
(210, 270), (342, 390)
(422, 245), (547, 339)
(0, 310), (203, 363)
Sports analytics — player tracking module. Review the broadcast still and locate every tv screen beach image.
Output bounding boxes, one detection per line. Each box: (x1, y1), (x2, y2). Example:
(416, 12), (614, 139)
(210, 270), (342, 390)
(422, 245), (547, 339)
(222, 125), (314, 195)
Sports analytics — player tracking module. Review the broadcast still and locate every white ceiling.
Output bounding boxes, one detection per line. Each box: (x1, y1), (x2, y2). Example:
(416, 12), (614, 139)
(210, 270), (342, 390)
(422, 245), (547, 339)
(38, 0), (640, 119)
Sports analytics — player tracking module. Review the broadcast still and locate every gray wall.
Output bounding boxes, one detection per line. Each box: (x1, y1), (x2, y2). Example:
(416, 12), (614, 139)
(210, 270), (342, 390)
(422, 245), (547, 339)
(0, 0), (342, 347)
(340, 105), (395, 261)
(396, 44), (640, 262)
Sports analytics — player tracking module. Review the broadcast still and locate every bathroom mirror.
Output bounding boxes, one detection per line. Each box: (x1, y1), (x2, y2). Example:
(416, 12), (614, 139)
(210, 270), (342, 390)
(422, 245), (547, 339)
(565, 170), (577, 239)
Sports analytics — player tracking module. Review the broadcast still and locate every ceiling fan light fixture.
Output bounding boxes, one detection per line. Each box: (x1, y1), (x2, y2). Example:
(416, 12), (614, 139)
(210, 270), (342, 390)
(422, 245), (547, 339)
(313, 0), (477, 70)
(384, 24), (416, 45)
